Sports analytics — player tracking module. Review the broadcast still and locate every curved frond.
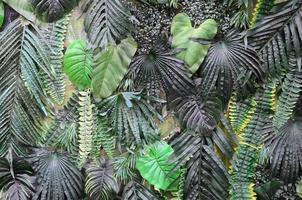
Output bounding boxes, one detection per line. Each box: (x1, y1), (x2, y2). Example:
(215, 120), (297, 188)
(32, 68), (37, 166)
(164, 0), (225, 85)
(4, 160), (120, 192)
(85, 159), (119, 200)
(246, 1), (302, 76)
(31, 0), (79, 22)
(84, 0), (133, 48)
(0, 158), (35, 200)
(127, 43), (194, 97)
(29, 149), (84, 200)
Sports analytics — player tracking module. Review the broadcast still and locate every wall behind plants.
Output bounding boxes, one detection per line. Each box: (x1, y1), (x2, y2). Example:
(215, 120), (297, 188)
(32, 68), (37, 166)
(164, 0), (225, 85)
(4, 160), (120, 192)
(0, 0), (302, 199)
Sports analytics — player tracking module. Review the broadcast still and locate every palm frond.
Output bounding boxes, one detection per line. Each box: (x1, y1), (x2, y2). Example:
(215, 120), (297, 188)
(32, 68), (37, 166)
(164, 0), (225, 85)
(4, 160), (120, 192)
(184, 145), (230, 200)
(267, 118), (302, 183)
(98, 91), (161, 148)
(246, 0), (302, 76)
(84, 0), (133, 48)
(28, 149), (84, 200)
(197, 31), (263, 103)
(0, 157), (35, 200)
(85, 158), (119, 200)
(127, 43), (194, 97)
(31, 0), (79, 22)
(112, 151), (138, 183)
(0, 19), (50, 156)
(172, 90), (222, 134)
(122, 180), (161, 200)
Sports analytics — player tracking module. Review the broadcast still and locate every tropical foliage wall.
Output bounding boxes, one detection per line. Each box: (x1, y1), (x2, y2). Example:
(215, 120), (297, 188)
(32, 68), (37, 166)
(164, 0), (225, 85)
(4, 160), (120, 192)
(0, 0), (302, 199)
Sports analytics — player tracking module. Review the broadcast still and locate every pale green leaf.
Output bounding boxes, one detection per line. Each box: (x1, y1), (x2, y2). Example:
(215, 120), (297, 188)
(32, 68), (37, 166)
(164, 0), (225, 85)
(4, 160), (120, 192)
(92, 37), (137, 98)
(171, 13), (218, 73)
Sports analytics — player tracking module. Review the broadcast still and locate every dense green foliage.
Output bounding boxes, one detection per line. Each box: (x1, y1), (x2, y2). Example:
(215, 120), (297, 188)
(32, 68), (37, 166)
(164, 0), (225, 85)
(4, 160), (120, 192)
(0, 0), (302, 199)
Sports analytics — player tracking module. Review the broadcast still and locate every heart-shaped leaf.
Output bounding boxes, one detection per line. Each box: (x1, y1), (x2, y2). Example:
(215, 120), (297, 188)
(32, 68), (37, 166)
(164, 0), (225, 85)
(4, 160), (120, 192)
(136, 141), (180, 191)
(171, 13), (218, 74)
(63, 40), (93, 90)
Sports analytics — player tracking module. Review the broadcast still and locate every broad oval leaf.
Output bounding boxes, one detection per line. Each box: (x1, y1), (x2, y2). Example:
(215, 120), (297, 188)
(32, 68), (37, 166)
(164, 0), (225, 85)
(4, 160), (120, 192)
(31, 0), (79, 22)
(64, 40), (93, 90)
(136, 141), (181, 191)
(92, 37), (137, 98)
(171, 13), (218, 74)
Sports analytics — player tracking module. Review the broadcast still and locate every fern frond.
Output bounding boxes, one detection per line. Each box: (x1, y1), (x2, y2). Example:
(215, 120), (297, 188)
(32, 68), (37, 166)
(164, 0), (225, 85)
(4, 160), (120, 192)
(251, 0), (275, 25)
(42, 15), (70, 104)
(92, 117), (115, 159)
(78, 90), (95, 166)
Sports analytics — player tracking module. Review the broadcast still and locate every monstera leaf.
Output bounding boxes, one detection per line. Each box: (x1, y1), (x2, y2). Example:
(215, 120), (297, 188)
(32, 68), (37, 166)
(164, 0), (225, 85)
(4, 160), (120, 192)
(64, 40), (93, 90)
(31, 0), (79, 22)
(92, 37), (137, 98)
(136, 141), (181, 191)
(171, 13), (218, 73)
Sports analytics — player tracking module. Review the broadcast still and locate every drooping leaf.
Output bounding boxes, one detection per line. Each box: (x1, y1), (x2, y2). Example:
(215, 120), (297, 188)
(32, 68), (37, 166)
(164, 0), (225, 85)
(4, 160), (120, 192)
(92, 37), (137, 98)
(28, 149), (84, 200)
(127, 42), (194, 97)
(98, 91), (161, 148)
(85, 159), (119, 200)
(254, 180), (283, 200)
(84, 0), (133, 48)
(171, 13), (218, 73)
(172, 90), (222, 134)
(0, 19), (51, 156)
(31, 0), (79, 22)
(136, 141), (181, 191)
(64, 39), (93, 90)
(0, 157), (36, 200)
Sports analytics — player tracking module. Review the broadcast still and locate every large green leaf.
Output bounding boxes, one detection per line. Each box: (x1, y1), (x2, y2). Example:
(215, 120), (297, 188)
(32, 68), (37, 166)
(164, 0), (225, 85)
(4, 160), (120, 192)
(136, 141), (180, 191)
(92, 37), (137, 98)
(171, 13), (218, 74)
(64, 40), (93, 90)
